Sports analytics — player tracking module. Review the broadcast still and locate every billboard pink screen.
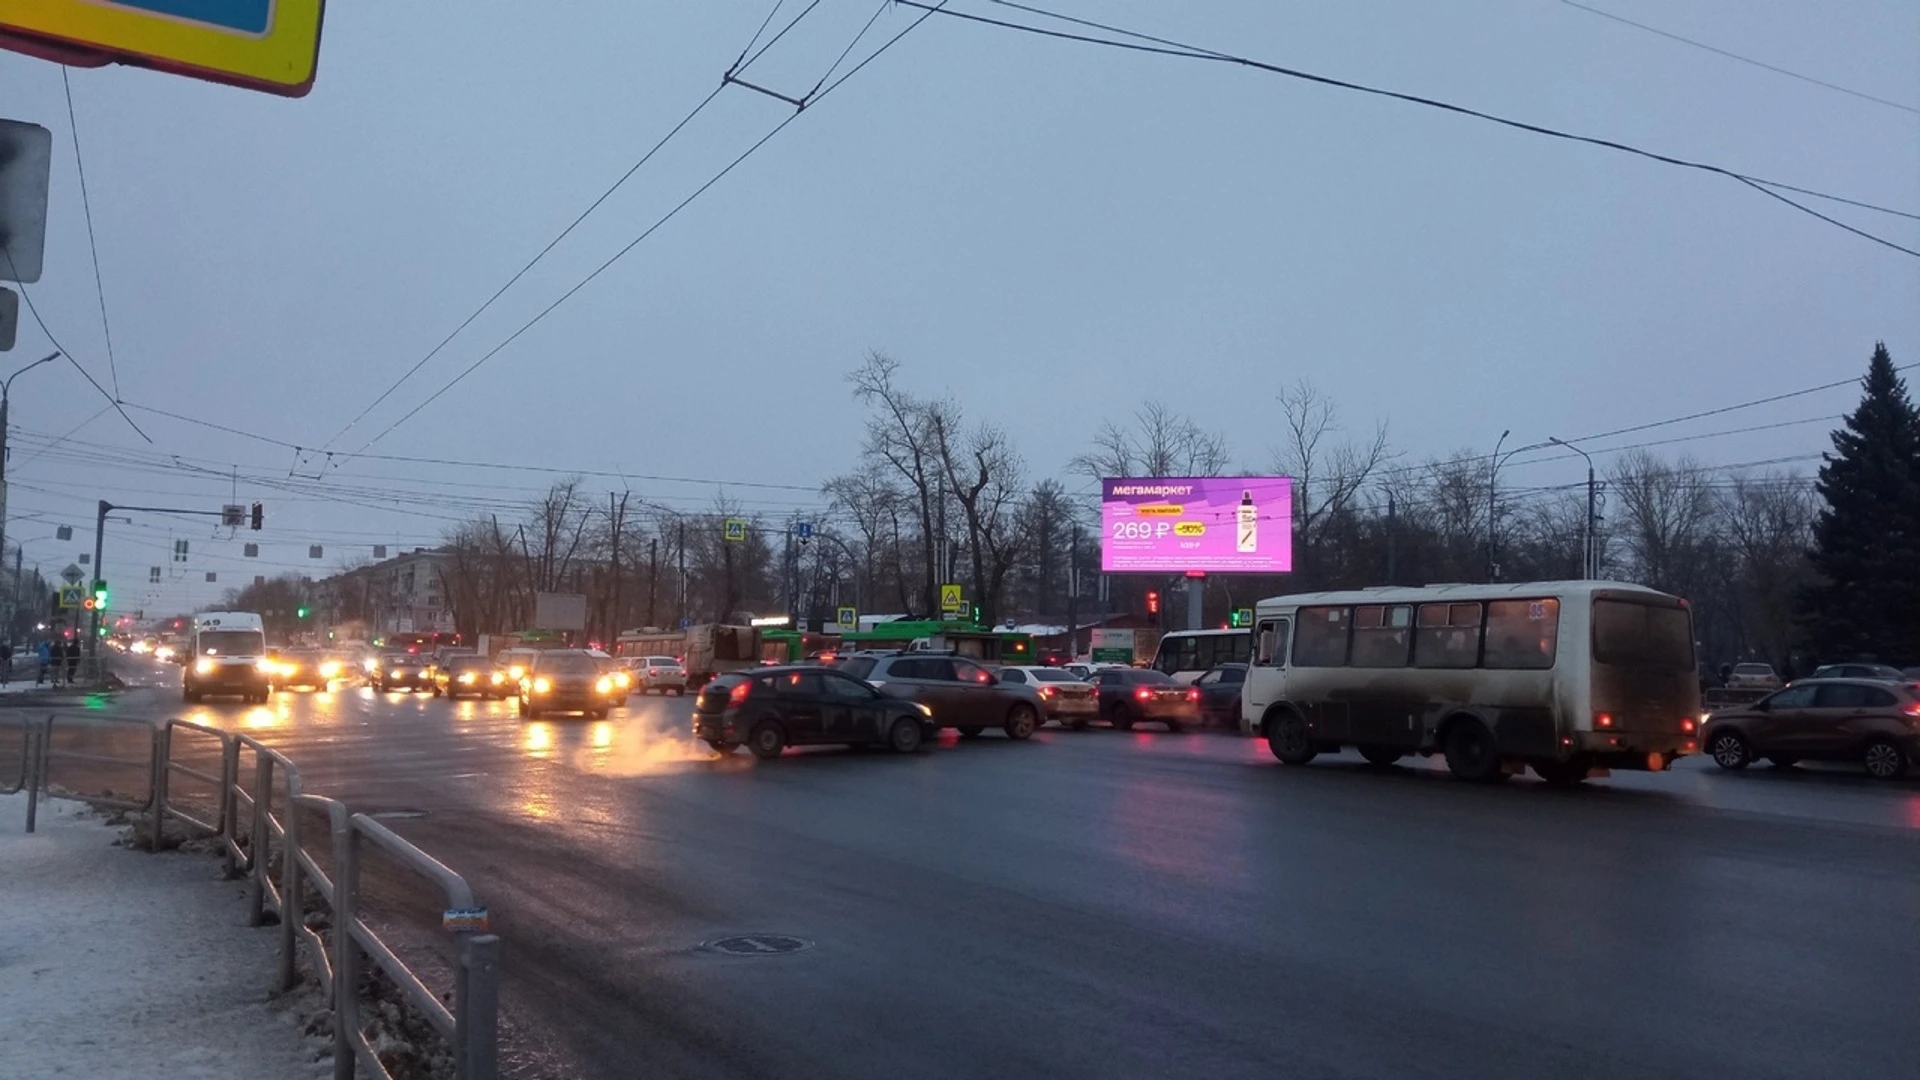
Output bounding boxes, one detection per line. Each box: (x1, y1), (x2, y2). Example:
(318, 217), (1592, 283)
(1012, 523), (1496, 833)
(1101, 477), (1293, 574)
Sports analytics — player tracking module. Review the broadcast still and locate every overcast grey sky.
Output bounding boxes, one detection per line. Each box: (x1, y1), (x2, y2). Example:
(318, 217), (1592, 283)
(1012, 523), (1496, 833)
(1, 0), (1914, 615)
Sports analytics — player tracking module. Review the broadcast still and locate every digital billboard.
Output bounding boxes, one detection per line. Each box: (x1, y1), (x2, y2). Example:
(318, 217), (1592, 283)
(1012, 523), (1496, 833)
(1101, 477), (1293, 574)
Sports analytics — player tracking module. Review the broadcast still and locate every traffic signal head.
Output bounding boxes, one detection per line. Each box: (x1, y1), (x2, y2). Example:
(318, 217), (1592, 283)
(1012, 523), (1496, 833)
(1146, 589), (1160, 615)
(250, 502), (263, 530)
(82, 597), (97, 611)
(296, 606), (310, 619)
(92, 580), (108, 609)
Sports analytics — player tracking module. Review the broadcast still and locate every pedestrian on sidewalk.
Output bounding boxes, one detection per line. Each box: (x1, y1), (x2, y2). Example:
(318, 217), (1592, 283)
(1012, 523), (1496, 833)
(36, 639), (51, 686)
(64, 637), (81, 686)
(0, 641), (12, 687)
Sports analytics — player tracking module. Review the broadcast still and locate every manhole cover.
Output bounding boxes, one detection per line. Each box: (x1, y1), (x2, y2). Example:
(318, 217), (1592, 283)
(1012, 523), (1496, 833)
(366, 809), (429, 820)
(703, 934), (813, 956)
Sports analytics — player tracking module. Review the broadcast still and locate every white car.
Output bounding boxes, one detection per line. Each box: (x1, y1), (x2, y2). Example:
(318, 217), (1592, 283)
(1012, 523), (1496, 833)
(631, 655), (688, 695)
(1726, 662), (1782, 691)
(997, 666), (1099, 727)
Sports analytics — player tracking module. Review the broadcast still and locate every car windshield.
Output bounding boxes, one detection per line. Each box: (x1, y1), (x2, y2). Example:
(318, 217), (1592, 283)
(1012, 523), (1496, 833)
(1733, 663), (1774, 675)
(539, 653), (597, 674)
(449, 657), (489, 670)
(1029, 669), (1077, 682)
(199, 630), (264, 656)
(1125, 670), (1174, 684)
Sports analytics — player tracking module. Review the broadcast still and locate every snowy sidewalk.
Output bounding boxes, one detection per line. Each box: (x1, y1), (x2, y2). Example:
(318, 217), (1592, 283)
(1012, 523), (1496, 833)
(0, 793), (331, 1080)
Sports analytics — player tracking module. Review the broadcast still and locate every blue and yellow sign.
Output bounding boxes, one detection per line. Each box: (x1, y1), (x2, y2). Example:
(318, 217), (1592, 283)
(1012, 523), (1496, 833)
(0, 0), (325, 97)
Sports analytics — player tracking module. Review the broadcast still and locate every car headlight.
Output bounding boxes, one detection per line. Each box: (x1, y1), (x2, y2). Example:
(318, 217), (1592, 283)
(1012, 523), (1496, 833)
(256, 658), (276, 673)
(194, 657), (216, 675)
(532, 677), (551, 694)
(319, 662), (341, 678)
(458, 672), (476, 684)
(390, 669), (404, 679)
(595, 676), (615, 694)
(915, 702), (933, 717)
(363, 658), (378, 673)
(509, 666), (526, 680)
(490, 672), (504, 685)
(614, 672), (632, 688)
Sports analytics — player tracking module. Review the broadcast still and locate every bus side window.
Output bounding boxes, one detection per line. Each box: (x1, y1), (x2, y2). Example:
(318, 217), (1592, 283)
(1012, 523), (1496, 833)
(1255, 620), (1289, 667)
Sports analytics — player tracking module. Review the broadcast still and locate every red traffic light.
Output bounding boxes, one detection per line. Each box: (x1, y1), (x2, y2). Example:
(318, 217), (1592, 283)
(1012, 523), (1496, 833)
(1145, 590), (1160, 615)
(82, 597), (97, 611)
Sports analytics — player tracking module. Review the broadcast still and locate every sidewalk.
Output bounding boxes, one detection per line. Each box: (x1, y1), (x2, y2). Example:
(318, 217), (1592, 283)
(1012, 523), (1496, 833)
(0, 793), (332, 1080)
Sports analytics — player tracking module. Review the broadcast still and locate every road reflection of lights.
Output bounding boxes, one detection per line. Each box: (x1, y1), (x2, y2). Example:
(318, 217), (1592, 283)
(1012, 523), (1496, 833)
(591, 722), (613, 750)
(525, 722), (553, 758)
(243, 707), (279, 729)
(522, 793), (553, 819)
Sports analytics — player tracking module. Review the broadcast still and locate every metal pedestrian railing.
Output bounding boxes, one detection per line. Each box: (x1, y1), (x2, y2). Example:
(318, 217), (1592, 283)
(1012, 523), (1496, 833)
(8, 712), (501, 1080)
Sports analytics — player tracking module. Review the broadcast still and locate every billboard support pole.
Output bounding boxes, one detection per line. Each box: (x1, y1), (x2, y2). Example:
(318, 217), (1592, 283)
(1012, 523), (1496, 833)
(1185, 576), (1203, 631)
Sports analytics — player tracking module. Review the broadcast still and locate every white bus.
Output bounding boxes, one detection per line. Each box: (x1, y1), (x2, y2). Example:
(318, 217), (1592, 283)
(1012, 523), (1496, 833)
(1240, 581), (1700, 784)
(1149, 628), (1252, 683)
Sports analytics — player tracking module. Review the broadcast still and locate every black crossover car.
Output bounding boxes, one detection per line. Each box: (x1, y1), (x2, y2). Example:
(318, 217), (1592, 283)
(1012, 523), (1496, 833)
(695, 665), (935, 759)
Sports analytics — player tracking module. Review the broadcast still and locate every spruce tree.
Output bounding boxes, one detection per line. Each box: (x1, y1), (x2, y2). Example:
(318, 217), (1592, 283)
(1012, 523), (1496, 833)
(1801, 342), (1920, 662)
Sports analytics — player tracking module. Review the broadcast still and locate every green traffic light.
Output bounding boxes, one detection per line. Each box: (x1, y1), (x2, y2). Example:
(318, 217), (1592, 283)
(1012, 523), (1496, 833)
(297, 606), (310, 619)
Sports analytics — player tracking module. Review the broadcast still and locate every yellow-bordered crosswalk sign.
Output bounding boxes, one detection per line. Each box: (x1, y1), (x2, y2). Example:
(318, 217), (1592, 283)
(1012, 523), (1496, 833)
(940, 584), (964, 612)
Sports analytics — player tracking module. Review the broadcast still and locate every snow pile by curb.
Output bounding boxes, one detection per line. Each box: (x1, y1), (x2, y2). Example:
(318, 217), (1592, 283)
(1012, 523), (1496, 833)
(0, 793), (333, 1080)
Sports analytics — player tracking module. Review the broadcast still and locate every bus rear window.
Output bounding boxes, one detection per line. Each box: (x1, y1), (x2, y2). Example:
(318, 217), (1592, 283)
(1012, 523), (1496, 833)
(1592, 600), (1694, 670)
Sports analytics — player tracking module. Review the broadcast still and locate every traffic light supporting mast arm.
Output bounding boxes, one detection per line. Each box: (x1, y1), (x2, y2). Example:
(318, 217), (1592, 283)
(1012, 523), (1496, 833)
(89, 500), (238, 672)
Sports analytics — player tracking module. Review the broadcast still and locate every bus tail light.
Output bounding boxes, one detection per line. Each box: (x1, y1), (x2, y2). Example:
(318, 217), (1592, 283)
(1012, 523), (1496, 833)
(1595, 713), (1615, 729)
(1680, 717), (1696, 733)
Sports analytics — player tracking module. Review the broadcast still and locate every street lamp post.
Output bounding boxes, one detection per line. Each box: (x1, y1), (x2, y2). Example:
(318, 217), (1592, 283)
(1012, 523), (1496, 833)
(0, 351), (60, 639)
(1487, 429), (1509, 582)
(1549, 436), (1598, 579)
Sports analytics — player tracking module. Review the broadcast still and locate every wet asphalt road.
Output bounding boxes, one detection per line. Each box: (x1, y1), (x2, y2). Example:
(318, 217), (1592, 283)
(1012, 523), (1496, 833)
(35, 659), (1920, 1080)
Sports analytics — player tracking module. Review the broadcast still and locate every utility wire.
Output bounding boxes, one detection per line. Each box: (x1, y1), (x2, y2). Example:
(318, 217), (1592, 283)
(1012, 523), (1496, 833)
(318, 83), (728, 451)
(0, 245), (151, 443)
(62, 68), (121, 399)
(1555, 0), (1920, 116)
(344, 1), (949, 457)
(904, 0), (1920, 255)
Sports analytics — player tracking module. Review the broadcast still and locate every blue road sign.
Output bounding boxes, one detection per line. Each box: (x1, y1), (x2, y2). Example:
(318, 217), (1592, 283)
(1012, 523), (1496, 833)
(111, 1), (271, 35)
(795, 521), (813, 540)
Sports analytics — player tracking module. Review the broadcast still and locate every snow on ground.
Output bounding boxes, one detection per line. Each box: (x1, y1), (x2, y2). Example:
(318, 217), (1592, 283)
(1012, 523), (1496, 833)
(0, 793), (333, 1080)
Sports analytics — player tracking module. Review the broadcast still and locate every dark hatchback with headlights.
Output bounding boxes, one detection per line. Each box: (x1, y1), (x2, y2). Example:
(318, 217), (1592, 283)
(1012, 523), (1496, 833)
(1702, 678), (1920, 780)
(517, 649), (624, 719)
(695, 665), (934, 760)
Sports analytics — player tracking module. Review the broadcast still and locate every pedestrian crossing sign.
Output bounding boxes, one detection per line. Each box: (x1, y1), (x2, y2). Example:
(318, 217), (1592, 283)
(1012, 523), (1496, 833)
(57, 585), (84, 609)
(723, 519), (747, 543)
(940, 584), (964, 612)
(836, 606), (858, 629)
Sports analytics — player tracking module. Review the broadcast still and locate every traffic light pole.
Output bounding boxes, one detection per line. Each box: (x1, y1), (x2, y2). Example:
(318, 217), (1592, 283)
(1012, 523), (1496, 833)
(88, 500), (234, 686)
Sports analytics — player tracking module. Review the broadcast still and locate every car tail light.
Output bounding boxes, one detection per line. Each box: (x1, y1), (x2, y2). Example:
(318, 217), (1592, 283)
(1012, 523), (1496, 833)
(1595, 712), (1614, 729)
(1186, 687), (1201, 702)
(1903, 702), (1920, 717)
(1037, 686), (1055, 699)
(1134, 687), (1153, 701)
(728, 681), (751, 706)
(1680, 717), (1695, 733)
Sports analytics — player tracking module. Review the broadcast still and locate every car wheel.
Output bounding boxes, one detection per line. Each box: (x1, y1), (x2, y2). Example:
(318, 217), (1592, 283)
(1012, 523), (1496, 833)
(1707, 731), (1750, 771)
(1359, 745), (1404, 767)
(1110, 707), (1136, 732)
(888, 716), (925, 754)
(748, 721), (786, 761)
(1003, 704), (1038, 740)
(1863, 738), (1909, 780)
(1266, 711), (1315, 765)
(705, 739), (737, 755)
(958, 725), (985, 738)
(1764, 755), (1798, 768)
(1443, 720), (1505, 783)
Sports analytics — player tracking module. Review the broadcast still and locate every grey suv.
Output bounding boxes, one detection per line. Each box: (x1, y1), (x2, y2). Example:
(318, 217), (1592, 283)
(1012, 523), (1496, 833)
(837, 653), (1042, 740)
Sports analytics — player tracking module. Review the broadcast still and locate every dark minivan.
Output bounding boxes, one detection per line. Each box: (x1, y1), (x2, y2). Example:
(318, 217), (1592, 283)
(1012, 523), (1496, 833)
(696, 665), (935, 760)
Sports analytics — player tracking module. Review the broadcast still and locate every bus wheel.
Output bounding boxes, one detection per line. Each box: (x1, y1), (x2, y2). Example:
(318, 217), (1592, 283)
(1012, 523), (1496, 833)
(1443, 720), (1504, 783)
(1358, 746), (1403, 767)
(1532, 758), (1589, 786)
(1266, 711), (1316, 766)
